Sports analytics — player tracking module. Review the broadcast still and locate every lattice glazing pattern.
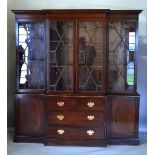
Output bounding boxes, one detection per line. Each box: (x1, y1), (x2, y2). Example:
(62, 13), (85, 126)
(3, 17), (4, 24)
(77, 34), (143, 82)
(18, 22), (45, 89)
(49, 21), (73, 91)
(79, 21), (104, 91)
(108, 21), (136, 91)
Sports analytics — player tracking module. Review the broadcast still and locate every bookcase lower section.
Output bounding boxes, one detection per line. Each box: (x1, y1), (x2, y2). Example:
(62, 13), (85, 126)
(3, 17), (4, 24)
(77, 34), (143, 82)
(14, 94), (140, 146)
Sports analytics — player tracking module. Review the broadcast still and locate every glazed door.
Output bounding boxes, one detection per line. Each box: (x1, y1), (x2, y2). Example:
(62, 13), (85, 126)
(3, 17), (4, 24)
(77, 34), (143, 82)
(48, 20), (74, 92)
(17, 20), (46, 92)
(47, 18), (106, 94)
(108, 20), (137, 93)
(78, 20), (106, 93)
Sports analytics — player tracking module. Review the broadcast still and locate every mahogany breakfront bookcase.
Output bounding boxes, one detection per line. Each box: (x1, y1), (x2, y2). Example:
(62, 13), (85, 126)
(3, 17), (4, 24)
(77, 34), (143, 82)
(12, 9), (142, 146)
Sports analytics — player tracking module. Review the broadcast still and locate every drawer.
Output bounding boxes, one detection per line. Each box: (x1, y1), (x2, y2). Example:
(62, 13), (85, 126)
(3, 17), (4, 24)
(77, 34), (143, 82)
(47, 125), (106, 140)
(47, 96), (106, 111)
(47, 97), (76, 110)
(77, 97), (106, 111)
(47, 111), (105, 127)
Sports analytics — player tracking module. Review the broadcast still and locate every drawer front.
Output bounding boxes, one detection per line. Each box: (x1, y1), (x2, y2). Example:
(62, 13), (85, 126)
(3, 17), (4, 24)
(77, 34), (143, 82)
(47, 111), (105, 127)
(77, 98), (106, 111)
(47, 97), (76, 110)
(47, 96), (106, 111)
(47, 126), (105, 140)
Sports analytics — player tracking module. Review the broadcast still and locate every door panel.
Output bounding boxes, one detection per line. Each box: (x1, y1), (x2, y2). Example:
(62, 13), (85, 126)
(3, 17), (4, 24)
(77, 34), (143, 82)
(49, 20), (74, 92)
(17, 21), (46, 90)
(78, 21), (105, 92)
(15, 94), (44, 136)
(108, 21), (137, 92)
(108, 96), (139, 138)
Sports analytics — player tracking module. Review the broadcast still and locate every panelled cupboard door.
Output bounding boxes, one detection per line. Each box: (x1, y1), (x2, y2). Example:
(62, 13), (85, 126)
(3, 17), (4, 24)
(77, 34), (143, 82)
(108, 96), (139, 138)
(15, 94), (45, 137)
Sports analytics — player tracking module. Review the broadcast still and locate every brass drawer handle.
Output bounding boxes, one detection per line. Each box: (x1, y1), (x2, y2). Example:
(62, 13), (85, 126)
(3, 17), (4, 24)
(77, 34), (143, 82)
(57, 115), (64, 120)
(87, 130), (95, 136)
(87, 102), (95, 108)
(87, 115), (95, 120)
(57, 129), (65, 135)
(57, 101), (64, 107)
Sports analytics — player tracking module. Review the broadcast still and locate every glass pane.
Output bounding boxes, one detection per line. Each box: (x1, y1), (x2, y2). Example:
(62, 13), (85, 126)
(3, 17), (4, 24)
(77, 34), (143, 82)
(18, 22), (45, 89)
(129, 44), (135, 51)
(129, 36), (135, 43)
(49, 21), (73, 91)
(108, 21), (136, 91)
(127, 62), (134, 86)
(129, 32), (135, 43)
(78, 21), (104, 92)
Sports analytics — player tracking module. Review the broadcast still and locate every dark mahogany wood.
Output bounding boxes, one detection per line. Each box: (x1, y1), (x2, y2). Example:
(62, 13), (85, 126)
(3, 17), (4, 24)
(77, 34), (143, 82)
(46, 95), (107, 145)
(14, 94), (45, 142)
(12, 9), (142, 146)
(107, 95), (140, 144)
(47, 126), (106, 139)
(108, 138), (140, 145)
(45, 139), (107, 146)
(47, 96), (106, 111)
(47, 111), (105, 126)
(14, 136), (44, 143)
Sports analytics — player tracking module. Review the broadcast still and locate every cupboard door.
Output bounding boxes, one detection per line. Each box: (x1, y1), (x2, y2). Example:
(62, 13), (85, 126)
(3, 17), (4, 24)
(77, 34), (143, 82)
(15, 94), (44, 137)
(49, 20), (74, 92)
(78, 21), (105, 92)
(108, 21), (137, 92)
(108, 96), (139, 138)
(17, 21), (46, 90)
